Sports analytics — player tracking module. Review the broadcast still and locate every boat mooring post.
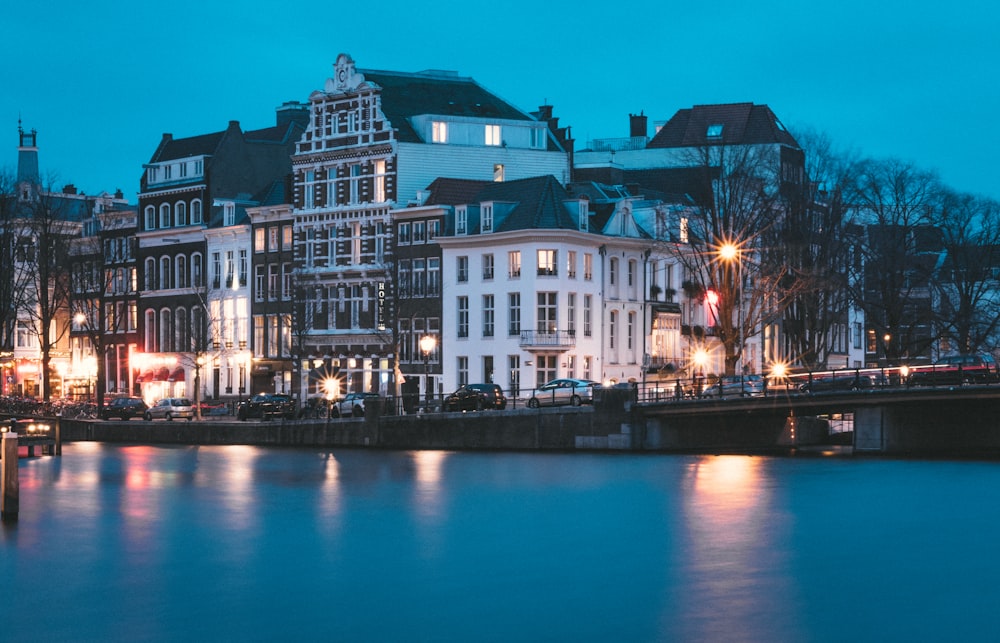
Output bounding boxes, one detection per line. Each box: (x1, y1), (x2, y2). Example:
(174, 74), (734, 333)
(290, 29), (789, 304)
(2, 431), (18, 522)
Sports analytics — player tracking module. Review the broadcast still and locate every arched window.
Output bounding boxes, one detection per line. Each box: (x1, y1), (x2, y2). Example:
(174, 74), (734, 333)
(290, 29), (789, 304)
(627, 259), (638, 300)
(159, 203), (171, 228)
(145, 310), (157, 352)
(176, 201), (187, 226)
(160, 308), (173, 352)
(160, 256), (172, 290)
(191, 199), (203, 224)
(627, 311), (636, 361)
(609, 257), (620, 298)
(176, 307), (189, 352)
(144, 205), (156, 231)
(176, 255), (188, 289)
(145, 258), (157, 291)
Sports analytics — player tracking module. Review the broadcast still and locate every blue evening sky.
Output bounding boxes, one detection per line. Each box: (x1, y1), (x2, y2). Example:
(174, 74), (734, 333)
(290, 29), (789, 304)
(3, 0), (997, 202)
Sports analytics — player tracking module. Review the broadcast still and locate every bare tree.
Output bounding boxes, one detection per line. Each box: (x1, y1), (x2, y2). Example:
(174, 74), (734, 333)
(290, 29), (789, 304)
(0, 171), (34, 355)
(662, 142), (797, 375)
(930, 191), (1000, 355)
(782, 128), (861, 369)
(846, 158), (943, 364)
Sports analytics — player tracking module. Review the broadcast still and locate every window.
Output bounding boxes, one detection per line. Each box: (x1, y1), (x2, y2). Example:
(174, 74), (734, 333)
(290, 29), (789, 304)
(254, 228), (266, 252)
(255, 266), (265, 302)
(485, 124), (501, 146)
(578, 201), (588, 231)
(456, 207), (467, 235)
(567, 293), (576, 334)
(508, 251), (521, 278)
(707, 123), (724, 138)
(628, 259), (637, 299)
(537, 249), (557, 276)
(609, 310), (617, 351)
(398, 260), (411, 297)
(163, 165), (172, 180)
(303, 171), (316, 209)
(567, 250), (577, 278)
(537, 355), (557, 388)
(159, 203), (171, 228)
(493, 164), (504, 182)
(457, 356), (468, 387)
(457, 296), (469, 338)
(628, 311), (636, 358)
(176, 201), (187, 226)
(584, 253), (593, 280)
(374, 159), (386, 202)
(349, 164), (361, 204)
(145, 258), (156, 290)
(145, 206), (156, 230)
(457, 256), (469, 282)
(428, 219), (440, 240)
(239, 249), (248, 287)
(413, 221), (426, 243)
(428, 258), (441, 296)
(224, 203), (236, 226)
(483, 254), (494, 280)
(398, 222), (411, 245)
(530, 127), (545, 149)
(282, 225), (293, 250)
(413, 258), (426, 296)
(268, 227), (279, 252)
(160, 256), (171, 289)
(483, 294), (494, 337)
(483, 355), (494, 384)
(268, 265), (279, 301)
(432, 121), (448, 143)
(609, 257), (618, 286)
(537, 292), (557, 333)
(508, 293), (521, 336)
(482, 205), (493, 232)
(509, 355), (521, 397)
(584, 295), (592, 337)
(192, 253), (203, 288)
(192, 199), (202, 224)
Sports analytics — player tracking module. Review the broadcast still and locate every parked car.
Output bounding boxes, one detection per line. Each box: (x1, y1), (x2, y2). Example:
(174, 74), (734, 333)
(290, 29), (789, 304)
(237, 393), (297, 420)
(443, 383), (507, 412)
(144, 398), (194, 421)
(332, 391), (380, 418)
(101, 396), (149, 420)
(907, 354), (1000, 386)
(527, 378), (600, 408)
(799, 373), (878, 394)
(701, 374), (765, 398)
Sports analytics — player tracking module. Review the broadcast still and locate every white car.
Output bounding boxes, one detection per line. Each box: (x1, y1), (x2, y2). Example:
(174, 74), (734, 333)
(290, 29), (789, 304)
(144, 398), (194, 421)
(527, 379), (599, 408)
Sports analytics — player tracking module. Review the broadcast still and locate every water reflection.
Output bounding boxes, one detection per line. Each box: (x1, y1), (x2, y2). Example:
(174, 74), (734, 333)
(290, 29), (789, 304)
(675, 456), (802, 640)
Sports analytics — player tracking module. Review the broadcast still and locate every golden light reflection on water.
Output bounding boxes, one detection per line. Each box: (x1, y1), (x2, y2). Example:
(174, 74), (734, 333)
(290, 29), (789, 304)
(318, 454), (343, 526)
(411, 450), (450, 518)
(674, 455), (802, 640)
(212, 445), (259, 532)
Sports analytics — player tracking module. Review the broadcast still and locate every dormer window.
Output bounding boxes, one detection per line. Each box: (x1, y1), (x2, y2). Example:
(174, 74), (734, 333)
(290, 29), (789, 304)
(456, 206), (467, 235)
(485, 124), (501, 146)
(578, 201), (588, 231)
(433, 121), (448, 143)
(530, 127), (545, 149)
(707, 123), (724, 139)
(224, 203), (236, 226)
(482, 204), (493, 233)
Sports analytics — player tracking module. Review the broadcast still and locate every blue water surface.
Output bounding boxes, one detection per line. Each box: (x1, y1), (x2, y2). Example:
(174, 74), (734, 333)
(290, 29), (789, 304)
(3, 444), (1000, 642)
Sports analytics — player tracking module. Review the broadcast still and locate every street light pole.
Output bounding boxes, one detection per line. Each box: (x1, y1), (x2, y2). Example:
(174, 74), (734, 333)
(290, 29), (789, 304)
(419, 335), (436, 406)
(719, 242), (743, 376)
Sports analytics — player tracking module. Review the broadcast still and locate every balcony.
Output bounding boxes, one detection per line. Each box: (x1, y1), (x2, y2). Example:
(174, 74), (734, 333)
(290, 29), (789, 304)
(519, 329), (576, 351)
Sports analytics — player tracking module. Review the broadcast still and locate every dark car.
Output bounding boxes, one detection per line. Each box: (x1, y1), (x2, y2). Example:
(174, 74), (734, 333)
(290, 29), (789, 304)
(101, 396), (149, 420)
(799, 373), (878, 394)
(908, 354), (1000, 386)
(443, 383), (507, 412)
(237, 393), (297, 420)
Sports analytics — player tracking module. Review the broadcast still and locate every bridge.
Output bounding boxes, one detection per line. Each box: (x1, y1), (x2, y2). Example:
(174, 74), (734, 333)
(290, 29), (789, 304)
(631, 384), (1000, 455)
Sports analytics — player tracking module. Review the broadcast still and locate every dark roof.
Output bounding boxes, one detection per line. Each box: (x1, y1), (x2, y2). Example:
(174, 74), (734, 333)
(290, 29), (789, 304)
(363, 69), (533, 143)
(153, 129), (228, 162)
(426, 175), (577, 232)
(648, 103), (799, 149)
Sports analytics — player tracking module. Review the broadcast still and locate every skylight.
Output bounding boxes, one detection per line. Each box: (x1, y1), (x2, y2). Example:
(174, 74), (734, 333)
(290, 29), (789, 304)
(706, 124), (724, 138)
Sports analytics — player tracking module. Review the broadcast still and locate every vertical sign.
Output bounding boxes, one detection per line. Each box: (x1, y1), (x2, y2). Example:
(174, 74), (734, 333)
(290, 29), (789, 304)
(377, 281), (386, 331)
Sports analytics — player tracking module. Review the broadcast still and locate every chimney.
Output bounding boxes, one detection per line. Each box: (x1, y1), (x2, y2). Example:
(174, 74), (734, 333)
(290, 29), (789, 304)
(629, 112), (648, 138)
(63, 184), (77, 195)
(536, 104), (554, 121)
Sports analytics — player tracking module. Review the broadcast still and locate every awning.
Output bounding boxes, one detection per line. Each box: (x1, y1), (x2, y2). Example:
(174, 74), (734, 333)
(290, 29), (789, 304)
(153, 366), (171, 381)
(167, 366), (185, 382)
(136, 370), (154, 383)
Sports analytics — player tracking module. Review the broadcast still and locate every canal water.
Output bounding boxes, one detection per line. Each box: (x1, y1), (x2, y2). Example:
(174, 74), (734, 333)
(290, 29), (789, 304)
(4, 444), (1000, 642)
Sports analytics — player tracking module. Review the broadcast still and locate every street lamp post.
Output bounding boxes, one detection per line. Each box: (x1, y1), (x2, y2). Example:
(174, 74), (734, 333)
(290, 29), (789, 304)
(719, 242), (743, 376)
(194, 354), (206, 420)
(419, 335), (436, 406)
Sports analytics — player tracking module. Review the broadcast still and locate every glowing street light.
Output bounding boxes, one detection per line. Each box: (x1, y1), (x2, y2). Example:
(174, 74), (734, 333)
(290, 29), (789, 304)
(419, 335), (437, 404)
(718, 240), (743, 375)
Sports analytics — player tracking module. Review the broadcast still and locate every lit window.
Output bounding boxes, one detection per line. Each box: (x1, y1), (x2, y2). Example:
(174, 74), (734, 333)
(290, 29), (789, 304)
(493, 164), (504, 182)
(432, 121), (448, 143)
(485, 124), (501, 146)
(707, 124), (724, 138)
